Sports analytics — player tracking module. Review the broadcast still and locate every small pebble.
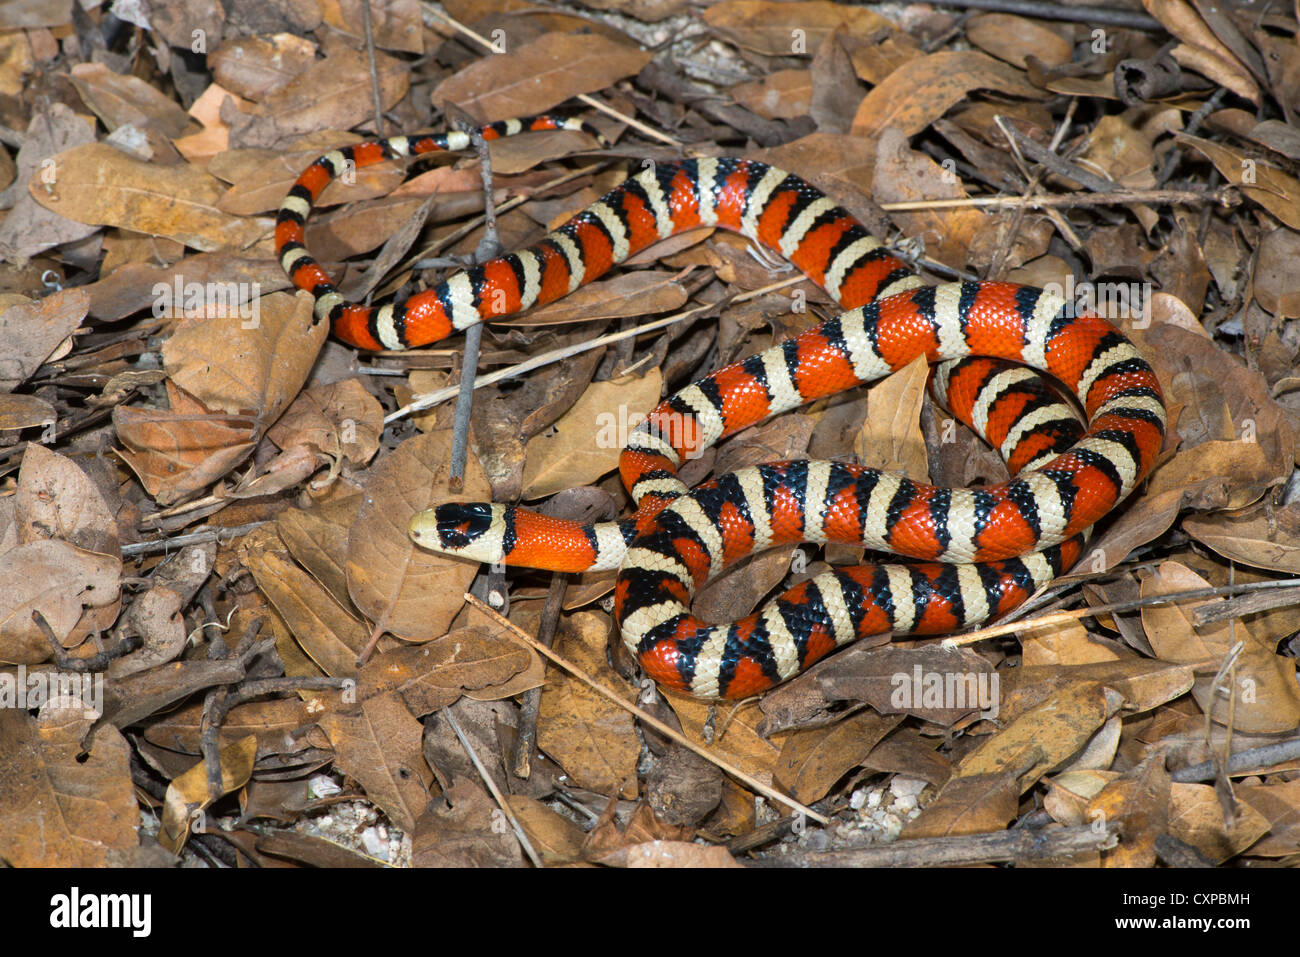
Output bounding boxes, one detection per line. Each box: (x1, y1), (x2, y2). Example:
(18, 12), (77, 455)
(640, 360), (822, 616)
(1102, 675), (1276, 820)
(360, 826), (390, 860)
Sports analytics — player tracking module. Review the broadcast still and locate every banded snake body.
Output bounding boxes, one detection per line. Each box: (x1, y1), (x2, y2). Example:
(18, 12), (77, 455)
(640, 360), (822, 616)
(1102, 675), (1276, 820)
(277, 115), (1167, 700)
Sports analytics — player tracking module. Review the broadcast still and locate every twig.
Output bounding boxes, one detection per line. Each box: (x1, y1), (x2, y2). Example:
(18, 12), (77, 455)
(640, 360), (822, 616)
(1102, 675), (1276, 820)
(447, 118), (501, 491)
(33, 610), (140, 671)
(1006, 125), (1123, 194)
(1171, 734), (1300, 782)
(945, 577), (1300, 647)
(1157, 88), (1227, 186)
(878, 184), (1232, 210)
(385, 275), (805, 423)
(360, 0), (386, 138)
(121, 521), (270, 557)
(636, 61), (788, 148)
(511, 571), (569, 778)
(463, 593), (831, 826)
(877, 186), (1234, 211)
(444, 709), (543, 867)
(1194, 584), (1300, 625)
(989, 99), (1080, 275)
(866, 0), (1163, 30)
(745, 821), (1118, 867)
(728, 798), (846, 855)
(199, 618), (266, 807)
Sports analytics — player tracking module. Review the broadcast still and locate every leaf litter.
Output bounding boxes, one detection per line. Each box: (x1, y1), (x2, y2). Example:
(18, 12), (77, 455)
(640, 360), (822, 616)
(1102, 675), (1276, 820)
(0, 0), (1297, 872)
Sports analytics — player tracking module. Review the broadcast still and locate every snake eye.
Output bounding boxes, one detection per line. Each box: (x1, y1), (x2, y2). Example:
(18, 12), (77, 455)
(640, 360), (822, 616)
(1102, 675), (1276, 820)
(435, 502), (495, 549)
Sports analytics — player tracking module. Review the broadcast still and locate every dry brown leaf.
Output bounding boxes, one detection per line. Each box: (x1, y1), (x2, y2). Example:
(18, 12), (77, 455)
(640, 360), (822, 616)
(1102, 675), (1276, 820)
(275, 493), (363, 609)
(1138, 562), (1300, 733)
(0, 102), (97, 262)
(1183, 499), (1300, 574)
(267, 377), (383, 467)
(0, 705), (136, 866)
(321, 0), (423, 53)
(855, 352), (929, 481)
(1168, 782), (1271, 862)
(1086, 757), (1170, 867)
(1018, 618), (1126, 666)
(692, 545), (798, 624)
(1143, 0), (1259, 101)
(431, 31), (651, 121)
(506, 794), (588, 865)
(318, 692), (433, 833)
(0, 288), (89, 391)
(901, 772), (1019, 838)
(1237, 779), (1300, 857)
(999, 661), (1195, 720)
(413, 777), (523, 868)
(538, 612), (638, 799)
(872, 127), (985, 267)
(0, 540), (121, 665)
(861, 727), (951, 785)
(347, 429), (490, 641)
(966, 14), (1071, 69)
(358, 624), (536, 715)
(251, 45), (409, 138)
(159, 734), (257, 855)
(774, 710), (901, 802)
(1253, 227), (1300, 319)
(521, 368), (662, 498)
(816, 644), (1000, 725)
(664, 690), (784, 786)
(248, 548), (369, 677)
(0, 394), (56, 432)
(704, 0), (893, 56)
(113, 380), (257, 505)
(955, 681), (1119, 791)
(16, 443), (118, 556)
(209, 33), (318, 100)
(85, 252), (290, 321)
(851, 50), (1043, 139)
(30, 142), (267, 251)
(68, 61), (194, 139)
(1179, 133), (1300, 230)
(145, 697), (320, 757)
(162, 290), (326, 430)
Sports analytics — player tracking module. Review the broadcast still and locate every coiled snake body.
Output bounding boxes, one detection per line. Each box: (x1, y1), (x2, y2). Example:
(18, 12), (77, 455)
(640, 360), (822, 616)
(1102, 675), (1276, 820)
(278, 116), (1166, 699)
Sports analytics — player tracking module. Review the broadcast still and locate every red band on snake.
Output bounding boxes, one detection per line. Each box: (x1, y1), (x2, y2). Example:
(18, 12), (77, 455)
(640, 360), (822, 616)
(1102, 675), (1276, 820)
(279, 121), (1166, 699)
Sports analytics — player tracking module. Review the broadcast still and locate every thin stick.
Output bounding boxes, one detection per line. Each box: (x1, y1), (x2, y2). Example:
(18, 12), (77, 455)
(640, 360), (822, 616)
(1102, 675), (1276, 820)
(121, 521), (270, 557)
(745, 821), (1117, 867)
(463, 593), (831, 826)
(385, 275), (805, 423)
(512, 571), (569, 779)
(1171, 733), (1300, 782)
(878, 186), (1234, 211)
(443, 709), (543, 867)
(360, 0), (386, 138)
(944, 577), (1300, 647)
(420, 2), (682, 147)
(447, 120), (500, 490)
(864, 0), (1163, 30)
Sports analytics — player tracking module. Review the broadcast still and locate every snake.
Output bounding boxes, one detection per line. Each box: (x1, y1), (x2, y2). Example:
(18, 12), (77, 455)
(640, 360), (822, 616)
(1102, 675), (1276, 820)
(277, 115), (1167, 700)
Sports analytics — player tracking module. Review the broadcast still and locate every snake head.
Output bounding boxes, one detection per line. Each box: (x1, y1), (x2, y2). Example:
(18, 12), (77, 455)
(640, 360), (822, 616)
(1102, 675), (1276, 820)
(409, 502), (503, 560)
